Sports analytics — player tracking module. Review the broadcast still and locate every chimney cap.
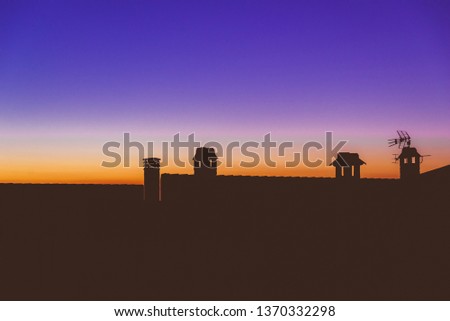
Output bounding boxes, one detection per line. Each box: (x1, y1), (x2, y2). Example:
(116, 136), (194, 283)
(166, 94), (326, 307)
(143, 158), (161, 168)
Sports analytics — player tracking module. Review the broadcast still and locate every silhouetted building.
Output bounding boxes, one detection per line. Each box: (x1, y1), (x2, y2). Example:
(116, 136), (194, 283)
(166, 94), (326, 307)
(143, 158), (160, 202)
(388, 131), (426, 180)
(398, 147), (421, 180)
(421, 165), (450, 180)
(4, 134), (450, 302)
(193, 147), (218, 177)
(330, 152), (366, 179)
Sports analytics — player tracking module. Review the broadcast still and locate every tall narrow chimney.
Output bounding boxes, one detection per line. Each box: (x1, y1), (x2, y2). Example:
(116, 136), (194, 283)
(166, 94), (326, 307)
(143, 158), (160, 202)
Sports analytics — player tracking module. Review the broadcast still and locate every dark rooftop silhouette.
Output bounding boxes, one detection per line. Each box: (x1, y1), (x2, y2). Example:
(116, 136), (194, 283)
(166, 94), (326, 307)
(330, 152), (366, 179)
(421, 164), (450, 180)
(0, 133), (448, 300)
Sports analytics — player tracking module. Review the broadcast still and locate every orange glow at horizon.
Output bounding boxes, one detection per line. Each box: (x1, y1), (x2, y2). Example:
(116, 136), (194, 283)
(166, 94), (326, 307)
(1, 131), (449, 184)
(1, 154), (448, 184)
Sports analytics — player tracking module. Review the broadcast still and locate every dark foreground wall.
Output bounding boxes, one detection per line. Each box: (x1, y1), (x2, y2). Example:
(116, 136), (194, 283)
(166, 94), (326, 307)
(0, 178), (449, 300)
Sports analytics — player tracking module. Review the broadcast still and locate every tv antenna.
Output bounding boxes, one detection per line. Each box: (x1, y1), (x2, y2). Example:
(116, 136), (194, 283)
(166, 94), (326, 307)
(388, 130), (431, 163)
(420, 154), (431, 163)
(388, 130), (411, 149)
(392, 153), (398, 163)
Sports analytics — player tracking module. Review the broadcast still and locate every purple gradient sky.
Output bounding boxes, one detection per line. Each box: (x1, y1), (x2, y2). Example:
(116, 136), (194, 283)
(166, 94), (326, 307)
(1, 0), (449, 182)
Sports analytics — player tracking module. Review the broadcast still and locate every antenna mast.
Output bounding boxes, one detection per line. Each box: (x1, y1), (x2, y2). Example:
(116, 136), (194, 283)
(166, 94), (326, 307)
(388, 130), (411, 149)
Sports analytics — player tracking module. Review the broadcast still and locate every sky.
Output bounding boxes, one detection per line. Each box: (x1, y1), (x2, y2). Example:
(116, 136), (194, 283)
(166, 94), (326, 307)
(0, 0), (449, 183)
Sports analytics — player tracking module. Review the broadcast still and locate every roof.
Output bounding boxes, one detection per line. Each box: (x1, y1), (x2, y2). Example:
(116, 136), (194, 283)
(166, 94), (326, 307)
(421, 165), (450, 179)
(398, 147), (421, 158)
(193, 147), (218, 161)
(330, 152), (366, 167)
